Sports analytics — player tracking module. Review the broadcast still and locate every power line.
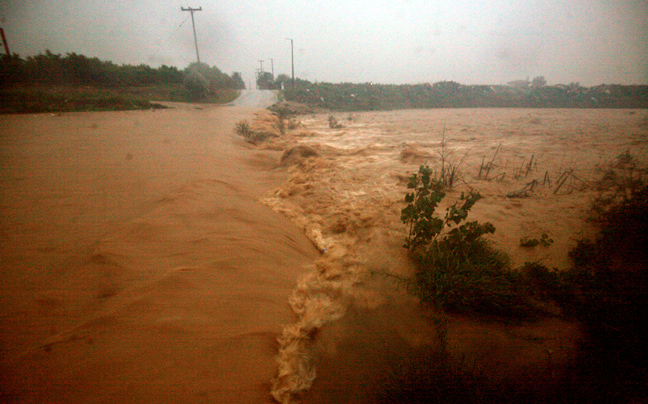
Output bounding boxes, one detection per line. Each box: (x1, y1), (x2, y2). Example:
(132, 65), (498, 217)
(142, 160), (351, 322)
(178, 15), (190, 28)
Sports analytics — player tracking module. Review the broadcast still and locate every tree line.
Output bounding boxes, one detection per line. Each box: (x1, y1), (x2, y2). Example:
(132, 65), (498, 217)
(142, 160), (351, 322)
(0, 51), (245, 92)
(283, 80), (648, 110)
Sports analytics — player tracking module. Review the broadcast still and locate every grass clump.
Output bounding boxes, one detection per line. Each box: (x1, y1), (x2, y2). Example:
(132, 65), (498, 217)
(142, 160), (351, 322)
(400, 165), (533, 318)
(234, 120), (269, 144)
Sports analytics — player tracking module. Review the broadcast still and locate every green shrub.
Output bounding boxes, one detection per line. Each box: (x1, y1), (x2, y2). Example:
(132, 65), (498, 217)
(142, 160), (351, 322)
(380, 156), (648, 402)
(549, 161), (647, 401)
(565, 183), (648, 363)
(399, 165), (535, 318)
(401, 165), (495, 250)
(590, 150), (646, 222)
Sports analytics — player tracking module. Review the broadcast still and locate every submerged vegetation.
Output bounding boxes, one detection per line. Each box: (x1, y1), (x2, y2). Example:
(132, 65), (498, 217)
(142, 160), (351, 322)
(235, 103), (300, 144)
(383, 151), (648, 402)
(0, 51), (244, 113)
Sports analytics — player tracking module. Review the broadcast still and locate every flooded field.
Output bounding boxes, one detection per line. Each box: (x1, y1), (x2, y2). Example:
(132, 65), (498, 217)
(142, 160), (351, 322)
(261, 108), (648, 402)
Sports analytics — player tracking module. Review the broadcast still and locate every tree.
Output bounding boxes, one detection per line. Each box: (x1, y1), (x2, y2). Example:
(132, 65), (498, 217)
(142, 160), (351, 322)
(275, 74), (291, 89)
(231, 72), (245, 89)
(256, 71), (275, 89)
(0, 53), (26, 85)
(532, 76), (547, 88)
(183, 64), (210, 100)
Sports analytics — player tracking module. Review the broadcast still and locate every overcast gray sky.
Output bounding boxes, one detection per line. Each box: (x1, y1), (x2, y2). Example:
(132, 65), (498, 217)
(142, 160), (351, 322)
(1, 0), (647, 86)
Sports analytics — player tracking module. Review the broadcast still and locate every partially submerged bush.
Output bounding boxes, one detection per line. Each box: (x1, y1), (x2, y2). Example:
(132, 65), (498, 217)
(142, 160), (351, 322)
(400, 165), (533, 317)
(328, 114), (343, 129)
(566, 183), (648, 365)
(268, 103), (295, 136)
(519, 233), (554, 247)
(590, 150), (647, 221)
(518, 161), (648, 401)
(234, 120), (269, 144)
(381, 154), (648, 401)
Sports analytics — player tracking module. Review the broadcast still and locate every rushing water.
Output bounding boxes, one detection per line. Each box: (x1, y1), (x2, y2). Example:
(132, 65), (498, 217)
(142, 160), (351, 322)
(263, 108), (648, 403)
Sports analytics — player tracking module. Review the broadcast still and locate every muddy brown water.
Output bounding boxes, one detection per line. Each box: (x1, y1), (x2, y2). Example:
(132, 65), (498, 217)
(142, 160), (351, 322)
(0, 98), (319, 403)
(2, 103), (646, 403)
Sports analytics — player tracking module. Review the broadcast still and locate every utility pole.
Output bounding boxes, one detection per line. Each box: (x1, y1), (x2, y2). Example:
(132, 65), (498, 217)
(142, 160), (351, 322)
(286, 38), (294, 89)
(269, 58), (274, 78)
(181, 6), (202, 63)
(0, 28), (10, 56)
(258, 59), (264, 73)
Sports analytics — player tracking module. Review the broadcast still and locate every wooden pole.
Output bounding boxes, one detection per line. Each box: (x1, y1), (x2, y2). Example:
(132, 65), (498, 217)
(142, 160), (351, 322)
(0, 28), (10, 56)
(181, 7), (202, 63)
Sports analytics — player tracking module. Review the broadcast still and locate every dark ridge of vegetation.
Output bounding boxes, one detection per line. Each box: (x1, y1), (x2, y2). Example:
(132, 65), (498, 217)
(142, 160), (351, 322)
(0, 51), (244, 90)
(0, 86), (165, 114)
(283, 80), (648, 111)
(0, 51), (244, 113)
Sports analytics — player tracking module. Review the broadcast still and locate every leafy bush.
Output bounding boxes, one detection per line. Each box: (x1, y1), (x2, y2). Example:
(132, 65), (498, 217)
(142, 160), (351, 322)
(565, 184), (648, 371)
(183, 65), (210, 100)
(517, 158), (648, 401)
(381, 155), (648, 402)
(590, 150), (647, 222)
(401, 165), (493, 250)
(256, 71), (276, 90)
(400, 165), (535, 317)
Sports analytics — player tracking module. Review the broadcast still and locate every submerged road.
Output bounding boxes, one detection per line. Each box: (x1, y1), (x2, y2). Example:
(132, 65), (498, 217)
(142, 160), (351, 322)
(0, 94), (316, 403)
(231, 89), (279, 109)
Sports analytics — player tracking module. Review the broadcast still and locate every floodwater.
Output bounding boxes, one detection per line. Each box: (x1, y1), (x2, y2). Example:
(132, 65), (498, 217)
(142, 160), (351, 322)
(262, 107), (647, 402)
(0, 93), (320, 403)
(1, 101), (646, 403)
